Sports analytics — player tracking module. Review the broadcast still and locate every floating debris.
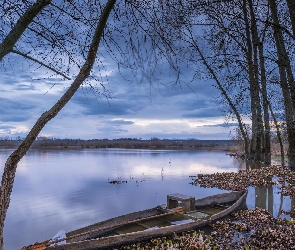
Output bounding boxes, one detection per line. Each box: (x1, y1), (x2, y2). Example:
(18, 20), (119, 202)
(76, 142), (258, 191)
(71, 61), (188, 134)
(192, 165), (295, 197)
(108, 177), (128, 185)
(207, 208), (295, 249)
(280, 209), (295, 216)
(118, 208), (295, 249)
(118, 165), (295, 249)
(117, 230), (209, 249)
(109, 180), (127, 184)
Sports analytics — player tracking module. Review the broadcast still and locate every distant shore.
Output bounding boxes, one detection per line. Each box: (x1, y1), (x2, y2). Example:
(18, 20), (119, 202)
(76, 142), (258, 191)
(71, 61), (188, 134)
(0, 139), (239, 151)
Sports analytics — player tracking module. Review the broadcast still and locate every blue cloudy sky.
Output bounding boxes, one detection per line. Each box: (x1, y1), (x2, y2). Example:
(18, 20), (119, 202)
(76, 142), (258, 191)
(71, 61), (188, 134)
(0, 57), (238, 140)
(0, 2), (240, 141)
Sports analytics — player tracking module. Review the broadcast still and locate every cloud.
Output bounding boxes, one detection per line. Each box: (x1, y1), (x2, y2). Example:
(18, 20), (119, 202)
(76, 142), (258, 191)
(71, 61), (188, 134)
(182, 107), (221, 118)
(0, 0), (237, 141)
(200, 123), (240, 127)
(105, 119), (134, 125)
(72, 93), (145, 116)
(0, 124), (30, 137)
(0, 125), (15, 135)
(96, 119), (134, 134)
(0, 37), (230, 140)
(0, 97), (37, 122)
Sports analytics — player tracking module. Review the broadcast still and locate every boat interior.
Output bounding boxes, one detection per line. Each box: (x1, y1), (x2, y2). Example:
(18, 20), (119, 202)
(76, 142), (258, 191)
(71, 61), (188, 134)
(101, 201), (235, 237)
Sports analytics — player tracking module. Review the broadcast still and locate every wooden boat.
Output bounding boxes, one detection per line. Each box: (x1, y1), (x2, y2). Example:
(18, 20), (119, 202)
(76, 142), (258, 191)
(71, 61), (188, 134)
(20, 190), (247, 250)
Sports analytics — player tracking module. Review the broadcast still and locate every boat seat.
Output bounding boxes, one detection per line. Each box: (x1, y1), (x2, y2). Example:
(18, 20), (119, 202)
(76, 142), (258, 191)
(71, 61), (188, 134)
(167, 193), (195, 212)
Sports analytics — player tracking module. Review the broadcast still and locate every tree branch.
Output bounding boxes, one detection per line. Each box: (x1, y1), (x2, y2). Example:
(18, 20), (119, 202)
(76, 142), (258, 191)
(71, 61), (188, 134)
(11, 49), (71, 80)
(0, 0), (51, 60)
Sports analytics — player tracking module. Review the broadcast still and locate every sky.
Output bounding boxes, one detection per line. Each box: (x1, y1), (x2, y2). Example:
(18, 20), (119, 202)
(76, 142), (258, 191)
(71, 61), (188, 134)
(0, 2), (240, 141)
(0, 57), (238, 140)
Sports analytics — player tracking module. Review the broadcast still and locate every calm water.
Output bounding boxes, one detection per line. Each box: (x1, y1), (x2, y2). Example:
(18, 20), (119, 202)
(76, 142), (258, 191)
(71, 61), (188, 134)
(0, 148), (293, 249)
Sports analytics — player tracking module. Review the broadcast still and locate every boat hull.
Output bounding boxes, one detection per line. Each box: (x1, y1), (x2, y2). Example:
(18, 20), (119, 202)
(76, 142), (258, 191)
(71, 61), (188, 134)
(47, 191), (247, 250)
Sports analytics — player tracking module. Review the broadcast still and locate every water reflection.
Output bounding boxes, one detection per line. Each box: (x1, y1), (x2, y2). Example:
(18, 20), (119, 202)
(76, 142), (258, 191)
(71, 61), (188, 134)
(243, 160), (295, 219)
(0, 149), (293, 250)
(232, 157), (262, 170)
(0, 149), (239, 249)
(247, 185), (295, 219)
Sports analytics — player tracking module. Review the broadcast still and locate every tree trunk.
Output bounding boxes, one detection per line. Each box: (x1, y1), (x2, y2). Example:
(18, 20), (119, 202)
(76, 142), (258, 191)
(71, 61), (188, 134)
(272, 50), (294, 169)
(286, 0), (295, 38)
(269, 104), (285, 166)
(0, 1), (116, 248)
(259, 45), (271, 165)
(248, 0), (271, 164)
(242, 0), (263, 162)
(258, 50), (271, 165)
(269, 0), (295, 170)
(267, 185), (273, 215)
(292, 197), (295, 219)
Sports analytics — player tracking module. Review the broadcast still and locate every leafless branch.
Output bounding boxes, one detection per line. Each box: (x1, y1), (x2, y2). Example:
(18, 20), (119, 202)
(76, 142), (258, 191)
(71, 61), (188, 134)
(11, 49), (71, 80)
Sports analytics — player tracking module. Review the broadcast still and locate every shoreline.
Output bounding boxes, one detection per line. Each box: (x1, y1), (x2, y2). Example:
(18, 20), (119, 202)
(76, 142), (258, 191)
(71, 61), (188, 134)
(0, 145), (234, 151)
(0, 143), (285, 167)
(0, 139), (238, 151)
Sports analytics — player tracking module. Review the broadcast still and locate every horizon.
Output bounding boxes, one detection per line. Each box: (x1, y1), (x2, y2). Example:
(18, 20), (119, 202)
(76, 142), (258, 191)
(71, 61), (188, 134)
(0, 136), (237, 141)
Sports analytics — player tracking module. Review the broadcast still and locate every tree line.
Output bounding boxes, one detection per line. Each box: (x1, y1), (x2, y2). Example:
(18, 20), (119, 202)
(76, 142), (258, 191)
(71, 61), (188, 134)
(0, 137), (237, 149)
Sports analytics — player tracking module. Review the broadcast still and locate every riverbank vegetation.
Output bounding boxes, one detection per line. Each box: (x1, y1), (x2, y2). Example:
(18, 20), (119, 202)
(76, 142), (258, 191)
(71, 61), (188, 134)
(118, 208), (295, 250)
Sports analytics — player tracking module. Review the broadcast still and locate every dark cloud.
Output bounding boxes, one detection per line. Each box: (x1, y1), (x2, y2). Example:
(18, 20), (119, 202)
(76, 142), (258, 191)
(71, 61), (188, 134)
(0, 63), (68, 94)
(182, 107), (221, 118)
(0, 115), (29, 123)
(0, 97), (36, 122)
(12, 84), (35, 91)
(75, 98), (143, 116)
(71, 86), (148, 116)
(177, 96), (215, 108)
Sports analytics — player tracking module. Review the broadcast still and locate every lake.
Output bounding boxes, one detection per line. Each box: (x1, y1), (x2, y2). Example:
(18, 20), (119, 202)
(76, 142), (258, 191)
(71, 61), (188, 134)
(0, 148), (294, 249)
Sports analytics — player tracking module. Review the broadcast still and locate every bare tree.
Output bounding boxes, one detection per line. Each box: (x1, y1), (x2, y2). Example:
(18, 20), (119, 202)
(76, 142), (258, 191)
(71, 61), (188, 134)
(195, 0), (269, 162)
(188, 33), (251, 158)
(246, 0), (271, 164)
(240, 0), (265, 162)
(150, 0), (270, 162)
(173, 0), (293, 168)
(269, 0), (295, 170)
(193, 0), (292, 167)
(0, 1), (117, 248)
(0, 1), (195, 248)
